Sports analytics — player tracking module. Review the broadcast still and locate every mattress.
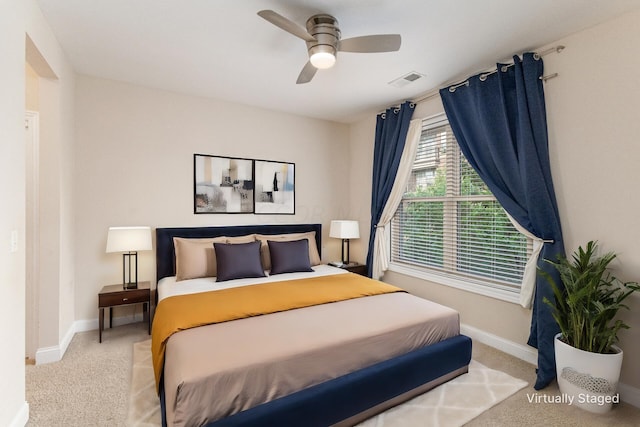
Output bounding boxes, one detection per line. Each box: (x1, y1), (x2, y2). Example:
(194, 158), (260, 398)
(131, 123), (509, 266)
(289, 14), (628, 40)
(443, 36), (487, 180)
(157, 268), (460, 427)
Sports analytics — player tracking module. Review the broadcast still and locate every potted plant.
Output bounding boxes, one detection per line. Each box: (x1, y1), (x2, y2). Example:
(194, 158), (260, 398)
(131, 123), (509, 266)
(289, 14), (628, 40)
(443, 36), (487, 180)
(541, 241), (639, 413)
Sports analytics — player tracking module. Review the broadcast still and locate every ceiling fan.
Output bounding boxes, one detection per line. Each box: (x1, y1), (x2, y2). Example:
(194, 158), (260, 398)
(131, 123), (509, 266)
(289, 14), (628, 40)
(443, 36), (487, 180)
(258, 10), (401, 84)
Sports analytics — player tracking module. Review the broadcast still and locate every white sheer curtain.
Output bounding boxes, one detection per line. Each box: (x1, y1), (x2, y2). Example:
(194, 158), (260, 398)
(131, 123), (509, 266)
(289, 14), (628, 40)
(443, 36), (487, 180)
(505, 212), (546, 309)
(371, 119), (421, 279)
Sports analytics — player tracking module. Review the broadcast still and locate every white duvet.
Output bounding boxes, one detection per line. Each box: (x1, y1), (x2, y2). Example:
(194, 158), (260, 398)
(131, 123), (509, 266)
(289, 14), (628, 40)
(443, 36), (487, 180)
(157, 264), (348, 301)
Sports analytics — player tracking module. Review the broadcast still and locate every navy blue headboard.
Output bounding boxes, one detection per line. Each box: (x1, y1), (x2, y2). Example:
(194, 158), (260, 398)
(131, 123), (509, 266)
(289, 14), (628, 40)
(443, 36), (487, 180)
(155, 224), (322, 281)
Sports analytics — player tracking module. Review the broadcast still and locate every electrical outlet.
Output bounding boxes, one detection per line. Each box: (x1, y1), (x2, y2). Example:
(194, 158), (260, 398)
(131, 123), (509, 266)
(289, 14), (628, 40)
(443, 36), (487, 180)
(10, 230), (18, 253)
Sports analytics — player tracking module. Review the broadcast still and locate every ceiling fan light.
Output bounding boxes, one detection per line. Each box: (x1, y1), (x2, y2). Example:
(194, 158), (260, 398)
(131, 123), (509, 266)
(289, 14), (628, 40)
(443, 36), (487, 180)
(310, 51), (336, 69)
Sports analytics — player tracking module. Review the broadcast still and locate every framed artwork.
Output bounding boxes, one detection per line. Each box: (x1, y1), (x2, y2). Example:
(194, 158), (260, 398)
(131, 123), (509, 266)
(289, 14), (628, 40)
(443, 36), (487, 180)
(193, 154), (254, 214)
(254, 159), (295, 214)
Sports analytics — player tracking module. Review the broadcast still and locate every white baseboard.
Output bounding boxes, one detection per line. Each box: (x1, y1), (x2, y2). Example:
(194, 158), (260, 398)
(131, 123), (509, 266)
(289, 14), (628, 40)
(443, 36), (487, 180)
(460, 323), (640, 409)
(618, 382), (640, 409)
(9, 401), (28, 427)
(35, 313), (144, 365)
(34, 345), (60, 365)
(75, 312), (144, 333)
(460, 323), (538, 365)
(107, 312), (145, 328)
(35, 320), (76, 365)
(74, 318), (98, 333)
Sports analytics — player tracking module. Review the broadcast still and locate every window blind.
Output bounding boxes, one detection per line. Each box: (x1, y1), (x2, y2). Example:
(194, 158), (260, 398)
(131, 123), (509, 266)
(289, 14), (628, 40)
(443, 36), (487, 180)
(390, 117), (530, 292)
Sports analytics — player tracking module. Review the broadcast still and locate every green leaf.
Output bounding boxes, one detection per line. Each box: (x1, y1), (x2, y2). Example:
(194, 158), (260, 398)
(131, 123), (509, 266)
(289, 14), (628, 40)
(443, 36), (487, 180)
(539, 240), (639, 353)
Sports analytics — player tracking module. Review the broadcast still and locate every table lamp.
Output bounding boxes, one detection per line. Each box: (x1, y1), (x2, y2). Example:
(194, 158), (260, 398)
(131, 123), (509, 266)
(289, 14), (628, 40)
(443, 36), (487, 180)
(106, 226), (152, 289)
(329, 220), (360, 265)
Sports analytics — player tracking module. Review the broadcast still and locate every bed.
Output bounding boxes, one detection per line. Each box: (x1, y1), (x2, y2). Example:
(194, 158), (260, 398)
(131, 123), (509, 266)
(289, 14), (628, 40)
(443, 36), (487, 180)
(153, 223), (472, 427)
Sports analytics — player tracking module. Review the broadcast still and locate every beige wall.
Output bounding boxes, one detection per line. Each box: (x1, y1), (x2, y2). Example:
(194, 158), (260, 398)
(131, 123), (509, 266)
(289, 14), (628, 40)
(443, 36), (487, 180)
(545, 8), (640, 391)
(4, 3), (640, 425)
(346, 116), (376, 263)
(73, 75), (350, 322)
(37, 73), (76, 349)
(1, 0), (76, 424)
(25, 3), (77, 357)
(25, 63), (38, 110)
(0, 0), (28, 424)
(351, 8), (640, 393)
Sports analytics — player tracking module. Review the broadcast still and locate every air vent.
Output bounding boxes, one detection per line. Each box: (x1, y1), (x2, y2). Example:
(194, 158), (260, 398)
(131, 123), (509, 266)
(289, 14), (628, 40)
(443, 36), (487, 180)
(389, 71), (425, 88)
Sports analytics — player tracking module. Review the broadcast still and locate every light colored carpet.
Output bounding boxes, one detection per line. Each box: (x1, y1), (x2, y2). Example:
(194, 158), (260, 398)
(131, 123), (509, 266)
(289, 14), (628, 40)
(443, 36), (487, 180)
(26, 322), (150, 426)
(27, 325), (640, 426)
(127, 339), (527, 426)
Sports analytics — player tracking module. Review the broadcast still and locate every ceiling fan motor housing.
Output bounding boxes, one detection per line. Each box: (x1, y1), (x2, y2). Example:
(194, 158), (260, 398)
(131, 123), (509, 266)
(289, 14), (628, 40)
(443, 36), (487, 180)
(305, 14), (340, 62)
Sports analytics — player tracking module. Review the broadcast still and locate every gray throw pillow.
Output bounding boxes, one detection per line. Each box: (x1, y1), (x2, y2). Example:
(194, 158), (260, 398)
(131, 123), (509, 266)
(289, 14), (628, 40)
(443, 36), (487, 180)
(268, 239), (314, 275)
(214, 241), (266, 282)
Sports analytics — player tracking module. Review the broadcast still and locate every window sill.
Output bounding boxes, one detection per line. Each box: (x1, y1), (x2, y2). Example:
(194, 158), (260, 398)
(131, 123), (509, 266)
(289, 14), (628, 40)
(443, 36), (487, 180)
(387, 262), (521, 305)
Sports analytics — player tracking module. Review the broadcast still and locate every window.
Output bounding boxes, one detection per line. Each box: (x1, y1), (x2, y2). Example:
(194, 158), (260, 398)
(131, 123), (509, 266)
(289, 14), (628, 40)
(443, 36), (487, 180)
(390, 115), (531, 299)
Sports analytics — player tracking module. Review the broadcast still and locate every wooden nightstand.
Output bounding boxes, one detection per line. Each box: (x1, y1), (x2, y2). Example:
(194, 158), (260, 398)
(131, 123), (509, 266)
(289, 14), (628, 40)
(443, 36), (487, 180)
(98, 281), (151, 343)
(340, 263), (368, 276)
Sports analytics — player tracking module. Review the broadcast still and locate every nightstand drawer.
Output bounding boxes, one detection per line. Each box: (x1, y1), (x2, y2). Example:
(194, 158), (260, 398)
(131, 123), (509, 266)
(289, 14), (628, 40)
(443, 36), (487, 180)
(99, 291), (149, 307)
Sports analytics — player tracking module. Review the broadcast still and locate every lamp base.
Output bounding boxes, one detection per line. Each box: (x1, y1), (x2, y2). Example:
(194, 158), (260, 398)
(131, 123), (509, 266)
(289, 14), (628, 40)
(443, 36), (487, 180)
(341, 238), (351, 265)
(122, 252), (139, 290)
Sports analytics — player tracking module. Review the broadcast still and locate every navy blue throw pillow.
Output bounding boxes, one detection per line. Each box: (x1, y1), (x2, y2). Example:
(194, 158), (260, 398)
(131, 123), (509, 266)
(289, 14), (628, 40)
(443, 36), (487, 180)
(268, 239), (314, 275)
(214, 241), (266, 282)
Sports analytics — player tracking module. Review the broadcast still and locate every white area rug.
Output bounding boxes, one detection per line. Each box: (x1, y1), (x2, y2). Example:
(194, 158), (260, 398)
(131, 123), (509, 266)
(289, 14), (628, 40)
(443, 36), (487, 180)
(128, 340), (161, 426)
(127, 340), (527, 426)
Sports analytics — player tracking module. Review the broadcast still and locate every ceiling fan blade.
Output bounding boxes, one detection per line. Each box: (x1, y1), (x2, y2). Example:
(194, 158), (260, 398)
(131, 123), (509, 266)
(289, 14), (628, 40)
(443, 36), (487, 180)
(296, 61), (317, 84)
(258, 10), (316, 43)
(339, 34), (401, 53)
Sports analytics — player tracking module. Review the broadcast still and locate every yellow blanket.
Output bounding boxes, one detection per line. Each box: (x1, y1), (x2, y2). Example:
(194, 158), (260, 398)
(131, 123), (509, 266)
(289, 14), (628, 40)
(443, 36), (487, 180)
(151, 273), (404, 392)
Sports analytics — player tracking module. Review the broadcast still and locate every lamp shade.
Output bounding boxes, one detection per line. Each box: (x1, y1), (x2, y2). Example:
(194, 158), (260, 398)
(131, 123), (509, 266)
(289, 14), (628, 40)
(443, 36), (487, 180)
(329, 220), (360, 239)
(106, 226), (152, 253)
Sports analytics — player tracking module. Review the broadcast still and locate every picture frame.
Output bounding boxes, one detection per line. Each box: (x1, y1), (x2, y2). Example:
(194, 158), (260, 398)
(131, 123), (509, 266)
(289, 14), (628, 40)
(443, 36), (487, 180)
(193, 154), (254, 214)
(254, 159), (295, 214)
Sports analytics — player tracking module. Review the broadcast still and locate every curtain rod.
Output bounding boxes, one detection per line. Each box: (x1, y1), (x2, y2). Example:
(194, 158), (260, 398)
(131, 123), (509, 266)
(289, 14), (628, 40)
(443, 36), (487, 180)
(412, 45), (565, 104)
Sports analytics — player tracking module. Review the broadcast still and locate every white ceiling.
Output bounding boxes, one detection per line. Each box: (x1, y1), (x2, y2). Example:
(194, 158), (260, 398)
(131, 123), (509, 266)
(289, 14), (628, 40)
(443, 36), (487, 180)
(36, 0), (640, 123)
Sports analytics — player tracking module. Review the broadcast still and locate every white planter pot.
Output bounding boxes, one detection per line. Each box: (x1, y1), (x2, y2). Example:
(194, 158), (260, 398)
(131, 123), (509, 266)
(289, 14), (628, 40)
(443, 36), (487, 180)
(554, 333), (623, 414)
